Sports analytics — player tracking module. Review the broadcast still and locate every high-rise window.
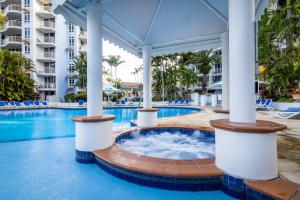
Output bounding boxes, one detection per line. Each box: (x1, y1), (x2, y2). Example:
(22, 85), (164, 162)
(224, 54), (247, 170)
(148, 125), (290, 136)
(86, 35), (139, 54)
(24, 44), (30, 54)
(68, 23), (74, 32)
(24, 0), (30, 7)
(24, 13), (30, 22)
(68, 50), (74, 59)
(24, 28), (30, 38)
(69, 37), (74, 47)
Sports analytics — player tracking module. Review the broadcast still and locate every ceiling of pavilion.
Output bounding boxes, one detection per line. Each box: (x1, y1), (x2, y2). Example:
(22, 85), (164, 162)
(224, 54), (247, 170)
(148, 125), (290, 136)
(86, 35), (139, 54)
(53, 0), (268, 56)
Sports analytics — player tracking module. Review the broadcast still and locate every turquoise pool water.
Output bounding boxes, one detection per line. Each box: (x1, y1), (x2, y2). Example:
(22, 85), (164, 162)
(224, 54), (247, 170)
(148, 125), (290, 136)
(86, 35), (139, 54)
(0, 107), (198, 142)
(0, 138), (234, 200)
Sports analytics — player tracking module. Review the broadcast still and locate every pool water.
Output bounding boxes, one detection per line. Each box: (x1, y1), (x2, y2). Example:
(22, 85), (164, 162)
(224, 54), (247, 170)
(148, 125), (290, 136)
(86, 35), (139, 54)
(0, 138), (234, 200)
(0, 107), (198, 142)
(117, 130), (215, 160)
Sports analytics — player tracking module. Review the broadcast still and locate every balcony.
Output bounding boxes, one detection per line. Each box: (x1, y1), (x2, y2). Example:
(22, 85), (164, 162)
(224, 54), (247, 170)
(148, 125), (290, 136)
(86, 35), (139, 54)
(36, 5), (55, 18)
(212, 68), (222, 75)
(38, 83), (56, 91)
(4, 4), (21, 19)
(36, 37), (55, 48)
(36, 21), (55, 33)
(1, 36), (22, 48)
(37, 67), (56, 76)
(67, 69), (78, 77)
(36, 52), (56, 62)
(0, 20), (22, 34)
(78, 31), (87, 42)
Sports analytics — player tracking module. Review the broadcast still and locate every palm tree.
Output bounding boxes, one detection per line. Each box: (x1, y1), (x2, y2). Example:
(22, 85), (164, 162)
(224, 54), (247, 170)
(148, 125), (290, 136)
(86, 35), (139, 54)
(0, 50), (38, 101)
(73, 53), (87, 91)
(103, 55), (125, 83)
(0, 11), (5, 28)
(191, 49), (220, 94)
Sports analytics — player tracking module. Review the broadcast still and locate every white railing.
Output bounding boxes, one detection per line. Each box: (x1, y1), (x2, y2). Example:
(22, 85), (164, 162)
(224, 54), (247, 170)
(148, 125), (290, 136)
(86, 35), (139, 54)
(1, 36), (22, 45)
(38, 83), (56, 89)
(38, 67), (56, 75)
(42, 5), (52, 12)
(43, 52), (55, 59)
(39, 21), (55, 29)
(37, 37), (55, 44)
(2, 20), (22, 30)
(213, 68), (222, 74)
(4, 4), (21, 14)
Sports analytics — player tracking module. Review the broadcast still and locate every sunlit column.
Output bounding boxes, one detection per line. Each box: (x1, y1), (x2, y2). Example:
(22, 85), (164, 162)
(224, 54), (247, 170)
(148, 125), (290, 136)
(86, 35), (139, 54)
(86, 2), (103, 116)
(229, 0), (256, 123)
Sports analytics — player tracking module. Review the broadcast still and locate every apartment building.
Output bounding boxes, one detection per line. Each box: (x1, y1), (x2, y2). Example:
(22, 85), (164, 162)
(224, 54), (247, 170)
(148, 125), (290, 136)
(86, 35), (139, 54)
(193, 49), (222, 92)
(0, 0), (86, 101)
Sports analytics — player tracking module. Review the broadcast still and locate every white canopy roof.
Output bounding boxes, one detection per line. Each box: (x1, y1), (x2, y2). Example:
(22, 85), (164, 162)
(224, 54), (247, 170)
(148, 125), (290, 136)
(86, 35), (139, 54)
(53, 0), (268, 56)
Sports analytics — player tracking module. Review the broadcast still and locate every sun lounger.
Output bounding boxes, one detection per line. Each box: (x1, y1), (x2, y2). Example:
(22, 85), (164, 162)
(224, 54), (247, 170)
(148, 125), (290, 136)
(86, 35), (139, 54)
(256, 99), (273, 110)
(34, 100), (40, 107)
(0, 101), (5, 108)
(276, 107), (300, 119)
(78, 100), (84, 106)
(15, 102), (21, 107)
(41, 101), (48, 106)
(23, 101), (31, 107)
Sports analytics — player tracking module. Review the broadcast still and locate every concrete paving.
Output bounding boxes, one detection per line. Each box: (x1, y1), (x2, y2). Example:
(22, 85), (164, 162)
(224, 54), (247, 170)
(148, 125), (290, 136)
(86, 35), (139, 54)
(156, 107), (300, 184)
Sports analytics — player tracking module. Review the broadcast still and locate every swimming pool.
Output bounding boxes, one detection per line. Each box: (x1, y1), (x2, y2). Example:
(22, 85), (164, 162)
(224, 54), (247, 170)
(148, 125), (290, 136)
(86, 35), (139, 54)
(0, 107), (198, 142)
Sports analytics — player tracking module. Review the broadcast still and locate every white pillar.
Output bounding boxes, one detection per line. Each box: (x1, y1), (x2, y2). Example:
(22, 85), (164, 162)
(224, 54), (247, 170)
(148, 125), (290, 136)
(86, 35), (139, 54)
(229, 0), (256, 123)
(142, 45), (152, 109)
(221, 32), (229, 110)
(86, 2), (103, 116)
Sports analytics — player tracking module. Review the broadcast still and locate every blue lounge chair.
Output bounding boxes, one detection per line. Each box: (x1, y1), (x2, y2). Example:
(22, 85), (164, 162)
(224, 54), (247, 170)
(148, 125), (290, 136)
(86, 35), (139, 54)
(276, 107), (300, 119)
(15, 102), (21, 107)
(78, 100), (84, 106)
(257, 99), (273, 111)
(256, 99), (266, 109)
(0, 101), (5, 108)
(174, 100), (179, 105)
(23, 101), (31, 107)
(179, 99), (185, 105)
(41, 101), (48, 106)
(185, 99), (191, 105)
(29, 100), (34, 106)
(34, 100), (40, 107)
(9, 101), (15, 107)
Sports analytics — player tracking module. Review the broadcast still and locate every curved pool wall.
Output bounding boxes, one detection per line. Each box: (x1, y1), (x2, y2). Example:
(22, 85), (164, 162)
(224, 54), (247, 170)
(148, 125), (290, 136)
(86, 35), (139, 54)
(95, 127), (220, 191)
(0, 107), (199, 142)
(116, 127), (215, 160)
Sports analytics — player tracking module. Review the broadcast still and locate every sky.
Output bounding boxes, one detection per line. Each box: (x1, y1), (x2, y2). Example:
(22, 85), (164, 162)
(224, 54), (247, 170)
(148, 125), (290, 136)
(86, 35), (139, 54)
(102, 40), (142, 82)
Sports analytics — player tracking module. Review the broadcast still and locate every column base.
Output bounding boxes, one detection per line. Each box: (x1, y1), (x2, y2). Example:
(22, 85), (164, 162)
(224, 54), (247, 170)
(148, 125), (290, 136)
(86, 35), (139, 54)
(137, 108), (158, 127)
(72, 115), (115, 163)
(210, 119), (286, 180)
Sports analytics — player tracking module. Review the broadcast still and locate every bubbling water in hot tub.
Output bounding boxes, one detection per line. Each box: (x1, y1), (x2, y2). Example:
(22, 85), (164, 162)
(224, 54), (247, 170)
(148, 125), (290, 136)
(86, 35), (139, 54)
(117, 130), (215, 160)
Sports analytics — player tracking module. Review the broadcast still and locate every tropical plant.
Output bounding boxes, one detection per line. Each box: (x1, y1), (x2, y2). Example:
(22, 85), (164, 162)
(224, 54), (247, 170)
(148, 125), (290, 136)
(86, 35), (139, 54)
(73, 53), (87, 91)
(103, 55), (125, 84)
(0, 12), (5, 28)
(191, 50), (220, 94)
(0, 50), (38, 101)
(258, 0), (300, 100)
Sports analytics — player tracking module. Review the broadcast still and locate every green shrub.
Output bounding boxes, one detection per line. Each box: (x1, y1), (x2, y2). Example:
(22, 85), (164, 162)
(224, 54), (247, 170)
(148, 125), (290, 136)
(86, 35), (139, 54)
(276, 97), (294, 102)
(64, 93), (76, 102)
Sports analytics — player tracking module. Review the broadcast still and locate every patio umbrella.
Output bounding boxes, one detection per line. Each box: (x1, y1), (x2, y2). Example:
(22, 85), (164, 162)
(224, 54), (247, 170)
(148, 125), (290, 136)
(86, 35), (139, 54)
(103, 84), (121, 101)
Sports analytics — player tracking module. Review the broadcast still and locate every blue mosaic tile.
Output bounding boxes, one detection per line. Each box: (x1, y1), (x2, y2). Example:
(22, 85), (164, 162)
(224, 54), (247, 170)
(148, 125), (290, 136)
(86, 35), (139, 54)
(245, 186), (276, 200)
(95, 156), (221, 191)
(75, 149), (95, 163)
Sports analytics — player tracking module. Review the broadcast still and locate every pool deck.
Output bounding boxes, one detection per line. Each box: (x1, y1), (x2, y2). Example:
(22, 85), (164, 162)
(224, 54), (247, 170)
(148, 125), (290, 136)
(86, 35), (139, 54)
(151, 107), (300, 185)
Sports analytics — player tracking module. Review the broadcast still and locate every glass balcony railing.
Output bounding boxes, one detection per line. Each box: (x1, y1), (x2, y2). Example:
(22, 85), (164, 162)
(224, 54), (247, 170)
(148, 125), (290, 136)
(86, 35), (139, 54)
(38, 83), (56, 89)
(38, 67), (56, 75)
